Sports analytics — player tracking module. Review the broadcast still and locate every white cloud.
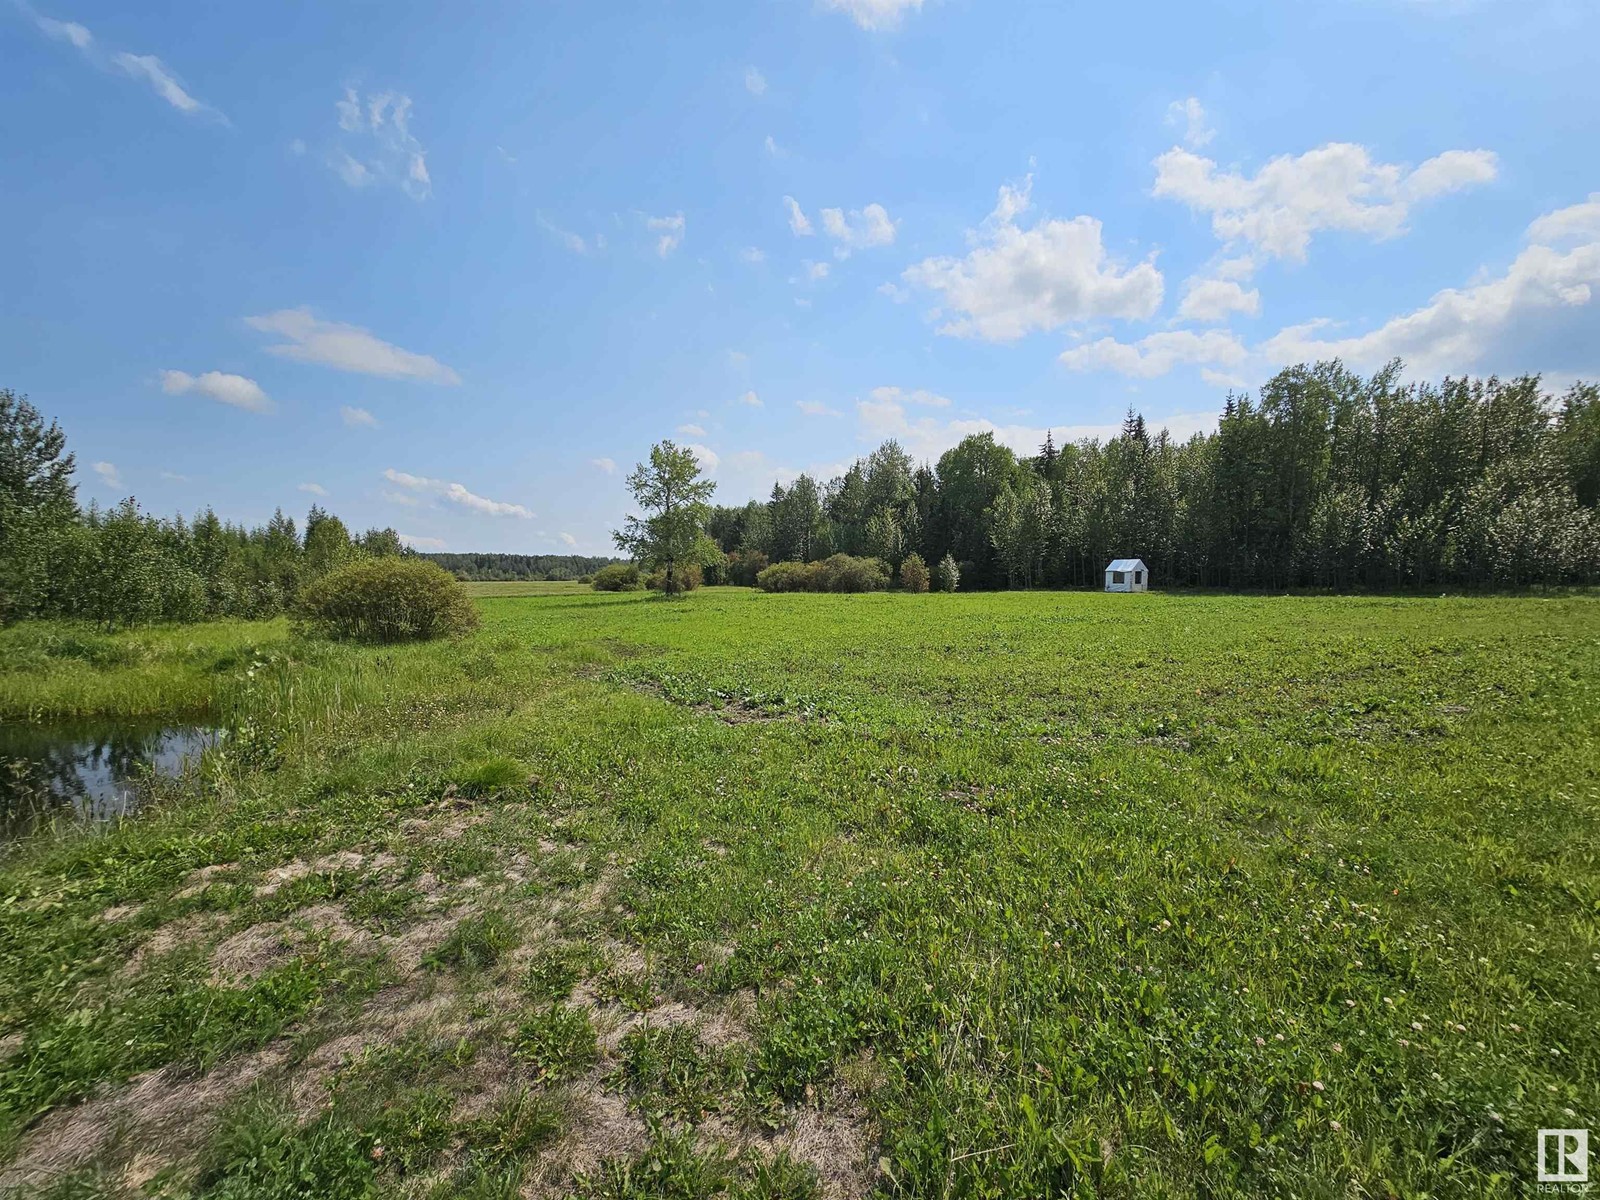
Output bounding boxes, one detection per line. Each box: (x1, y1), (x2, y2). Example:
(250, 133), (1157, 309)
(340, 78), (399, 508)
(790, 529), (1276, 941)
(820, 203), (897, 254)
(382, 489), (420, 507)
(160, 369), (274, 414)
(903, 174), (1163, 341)
(1059, 329), (1249, 378)
(783, 196), (813, 237)
(590, 457), (617, 475)
(764, 135), (784, 158)
(381, 468), (534, 519)
(821, 0), (925, 31)
(113, 53), (215, 118)
(878, 281), (910, 303)
(340, 405), (378, 428)
(36, 15), (91, 48)
(802, 260), (830, 281)
(1165, 97), (1213, 149)
(1176, 277), (1261, 323)
(538, 214), (590, 254)
(159, 470), (187, 482)
(1260, 196), (1600, 377)
(298, 482), (328, 496)
(646, 212), (685, 257)
(557, 532), (578, 547)
(740, 246), (766, 265)
(399, 533), (447, 551)
(677, 423), (707, 437)
(1526, 192), (1600, 246)
(737, 390), (762, 407)
(745, 67), (767, 96)
(685, 443), (720, 472)
(797, 400), (841, 417)
(246, 308), (460, 384)
(92, 461), (121, 488)
(1153, 142), (1498, 264)
(868, 385), (951, 408)
(330, 88), (430, 200)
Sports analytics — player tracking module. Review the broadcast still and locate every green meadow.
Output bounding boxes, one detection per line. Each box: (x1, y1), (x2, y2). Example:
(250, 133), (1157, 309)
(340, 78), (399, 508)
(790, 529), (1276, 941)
(0, 588), (1596, 1199)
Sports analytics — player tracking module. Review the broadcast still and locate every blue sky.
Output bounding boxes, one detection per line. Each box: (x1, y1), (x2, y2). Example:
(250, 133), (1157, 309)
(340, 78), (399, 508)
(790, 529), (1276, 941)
(4, 0), (1599, 554)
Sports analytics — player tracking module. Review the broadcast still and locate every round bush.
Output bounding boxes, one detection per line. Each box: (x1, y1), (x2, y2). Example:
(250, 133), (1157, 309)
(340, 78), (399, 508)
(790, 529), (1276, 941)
(899, 553), (930, 593)
(592, 563), (642, 591)
(294, 556), (480, 643)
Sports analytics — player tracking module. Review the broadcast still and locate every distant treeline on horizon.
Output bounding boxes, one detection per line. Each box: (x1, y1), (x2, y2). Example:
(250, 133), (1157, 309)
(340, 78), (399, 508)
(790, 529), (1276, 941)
(421, 552), (622, 582)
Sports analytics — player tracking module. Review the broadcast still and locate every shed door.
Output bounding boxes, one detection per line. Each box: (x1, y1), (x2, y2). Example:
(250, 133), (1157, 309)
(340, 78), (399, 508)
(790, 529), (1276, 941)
(1134, 570), (1142, 585)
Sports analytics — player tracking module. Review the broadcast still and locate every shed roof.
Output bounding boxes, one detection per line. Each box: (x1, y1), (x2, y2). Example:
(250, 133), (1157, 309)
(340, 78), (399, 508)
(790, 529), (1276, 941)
(1106, 558), (1146, 572)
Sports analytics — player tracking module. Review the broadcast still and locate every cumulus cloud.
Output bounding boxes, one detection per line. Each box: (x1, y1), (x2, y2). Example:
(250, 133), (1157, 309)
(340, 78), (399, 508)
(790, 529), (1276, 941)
(797, 400), (842, 417)
(902, 174), (1163, 341)
(801, 260), (830, 281)
(160, 369), (274, 414)
(1176, 277), (1261, 323)
(330, 88), (430, 200)
(557, 532), (577, 547)
(92, 461), (121, 488)
(1165, 97), (1213, 148)
(1526, 192), (1600, 246)
(340, 405), (378, 428)
(246, 308), (460, 384)
(1259, 195), (1600, 377)
(646, 212), (685, 257)
(764, 135), (784, 158)
(737, 390), (763, 407)
(590, 457), (617, 474)
(1153, 142), (1498, 264)
(399, 533), (447, 550)
(740, 246), (766, 265)
(784, 196), (813, 236)
(381, 468), (534, 519)
(685, 443), (720, 472)
(1059, 330), (1249, 378)
(821, 0), (925, 31)
(821, 203), (897, 255)
(678, 422), (707, 437)
(298, 482), (328, 496)
(744, 67), (767, 96)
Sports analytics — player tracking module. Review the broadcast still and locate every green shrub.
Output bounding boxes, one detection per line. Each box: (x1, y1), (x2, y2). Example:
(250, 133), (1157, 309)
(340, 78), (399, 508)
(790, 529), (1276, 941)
(755, 555), (889, 594)
(592, 563), (643, 592)
(898, 553), (930, 593)
(512, 1004), (598, 1083)
(643, 563), (703, 594)
(294, 557), (479, 644)
(934, 553), (960, 593)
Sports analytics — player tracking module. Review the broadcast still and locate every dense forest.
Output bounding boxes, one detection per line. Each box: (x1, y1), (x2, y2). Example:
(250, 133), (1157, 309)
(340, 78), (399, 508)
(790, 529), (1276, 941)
(422, 552), (618, 581)
(704, 362), (1600, 590)
(0, 389), (407, 628)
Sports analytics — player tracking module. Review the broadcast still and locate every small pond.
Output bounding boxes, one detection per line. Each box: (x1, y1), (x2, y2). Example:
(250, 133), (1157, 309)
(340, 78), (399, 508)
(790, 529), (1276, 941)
(0, 719), (222, 842)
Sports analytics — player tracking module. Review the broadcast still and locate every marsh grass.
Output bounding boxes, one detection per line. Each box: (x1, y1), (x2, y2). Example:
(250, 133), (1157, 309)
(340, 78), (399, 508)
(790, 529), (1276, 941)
(0, 589), (1596, 1197)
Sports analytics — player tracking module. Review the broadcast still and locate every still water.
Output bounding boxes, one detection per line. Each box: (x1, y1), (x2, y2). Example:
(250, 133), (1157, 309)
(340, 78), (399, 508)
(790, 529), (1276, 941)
(0, 720), (221, 841)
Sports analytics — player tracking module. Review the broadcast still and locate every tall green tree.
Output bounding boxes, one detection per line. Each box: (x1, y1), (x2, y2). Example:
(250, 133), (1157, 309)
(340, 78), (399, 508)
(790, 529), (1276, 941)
(0, 389), (79, 622)
(613, 440), (720, 593)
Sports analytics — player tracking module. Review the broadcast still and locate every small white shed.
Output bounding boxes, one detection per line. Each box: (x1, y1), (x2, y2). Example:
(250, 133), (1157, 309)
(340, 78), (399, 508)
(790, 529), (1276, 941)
(1105, 558), (1148, 592)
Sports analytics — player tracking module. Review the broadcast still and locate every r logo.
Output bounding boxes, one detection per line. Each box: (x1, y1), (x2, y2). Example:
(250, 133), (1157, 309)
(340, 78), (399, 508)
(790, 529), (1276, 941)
(1539, 1129), (1589, 1183)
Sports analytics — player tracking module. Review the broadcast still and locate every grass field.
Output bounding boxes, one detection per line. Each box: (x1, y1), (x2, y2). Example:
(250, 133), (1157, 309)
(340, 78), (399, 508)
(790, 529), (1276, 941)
(0, 588), (1596, 1198)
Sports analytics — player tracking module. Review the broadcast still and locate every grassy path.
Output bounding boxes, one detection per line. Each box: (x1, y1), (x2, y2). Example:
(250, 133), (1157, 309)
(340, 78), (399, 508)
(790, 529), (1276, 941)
(0, 590), (1596, 1198)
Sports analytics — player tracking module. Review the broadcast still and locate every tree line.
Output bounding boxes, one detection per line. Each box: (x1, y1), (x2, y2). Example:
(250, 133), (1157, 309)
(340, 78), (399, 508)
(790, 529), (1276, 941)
(421, 552), (619, 582)
(700, 362), (1600, 591)
(1, 389), (407, 628)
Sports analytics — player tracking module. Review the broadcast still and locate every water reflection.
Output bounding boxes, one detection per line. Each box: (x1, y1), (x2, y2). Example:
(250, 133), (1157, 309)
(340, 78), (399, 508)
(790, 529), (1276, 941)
(0, 721), (221, 841)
